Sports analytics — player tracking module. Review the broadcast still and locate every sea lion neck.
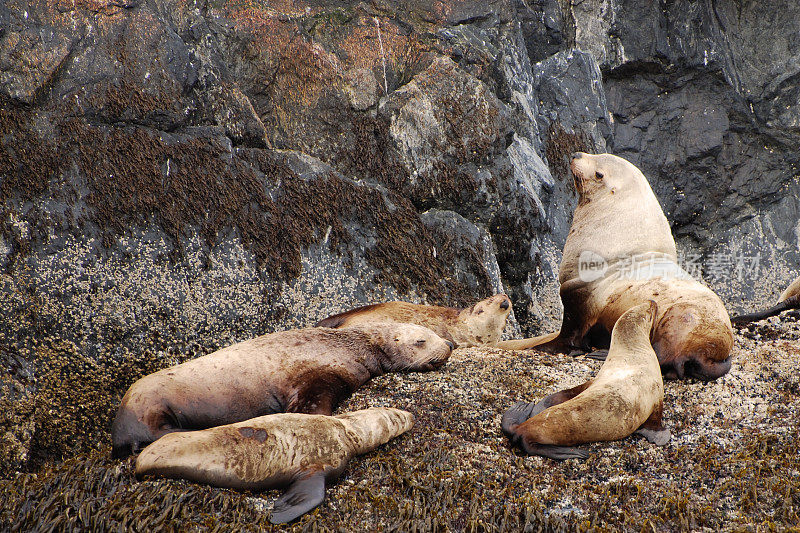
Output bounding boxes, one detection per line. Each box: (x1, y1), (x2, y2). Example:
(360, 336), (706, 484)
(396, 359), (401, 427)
(347, 326), (399, 373)
(342, 329), (386, 375)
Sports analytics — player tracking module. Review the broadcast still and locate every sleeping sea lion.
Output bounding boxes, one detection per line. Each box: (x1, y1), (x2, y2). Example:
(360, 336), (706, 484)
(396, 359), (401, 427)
(315, 294), (512, 347)
(501, 301), (670, 460)
(135, 407), (414, 524)
(111, 323), (452, 458)
(731, 275), (800, 324)
(497, 153), (733, 381)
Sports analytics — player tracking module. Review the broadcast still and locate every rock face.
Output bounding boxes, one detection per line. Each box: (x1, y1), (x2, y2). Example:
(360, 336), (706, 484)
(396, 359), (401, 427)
(565, 0), (800, 308)
(0, 0), (798, 475)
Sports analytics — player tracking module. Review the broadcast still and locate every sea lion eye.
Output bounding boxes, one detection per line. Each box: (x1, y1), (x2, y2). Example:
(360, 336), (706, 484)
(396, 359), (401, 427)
(595, 171), (604, 180)
(474, 308), (484, 315)
(415, 339), (426, 346)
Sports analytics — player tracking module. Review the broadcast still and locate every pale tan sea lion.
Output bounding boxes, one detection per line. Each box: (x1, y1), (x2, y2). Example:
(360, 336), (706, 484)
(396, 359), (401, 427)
(135, 407), (414, 524)
(501, 301), (670, 460)
(111, 323), (452, 458)
(731, 275), (800, 324)
(315, 294), (512, 347)
(497, 153), (733, 381)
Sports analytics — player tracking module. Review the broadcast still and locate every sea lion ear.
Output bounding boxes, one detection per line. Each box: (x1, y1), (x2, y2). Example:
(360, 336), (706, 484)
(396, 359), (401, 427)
(270, 469), (327, 524)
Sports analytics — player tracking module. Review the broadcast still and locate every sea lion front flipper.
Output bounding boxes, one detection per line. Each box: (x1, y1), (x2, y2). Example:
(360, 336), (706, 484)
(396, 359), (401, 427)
(634, 403), (671, 446)
(269, 469), (327, 524)
(521, 442), (591, 461)
(584, 349), (609, 361)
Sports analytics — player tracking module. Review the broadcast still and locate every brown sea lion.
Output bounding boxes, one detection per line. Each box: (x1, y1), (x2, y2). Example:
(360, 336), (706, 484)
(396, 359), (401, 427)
(731, 275), (800, 324)
(501, 301), (670, 460)
(111, 323), (452, 458)
(315, 294), (512, 347)
(135, 407), (414, 524)
(497, 153), (733, 381)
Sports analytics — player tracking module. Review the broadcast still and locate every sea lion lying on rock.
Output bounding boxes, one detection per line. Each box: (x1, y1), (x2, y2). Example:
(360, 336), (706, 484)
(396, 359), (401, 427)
(731, 275), (800, 325)
(315, 294), (512, 347)
(111, 324), (452, 458)
(135, 407), (414, 524)
(497, 153), (733, 381)
(501, 301), (670, 460)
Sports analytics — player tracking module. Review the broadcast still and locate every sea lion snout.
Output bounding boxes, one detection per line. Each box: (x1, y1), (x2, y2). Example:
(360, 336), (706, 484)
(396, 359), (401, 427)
(445, 340), (455, 351)
(111, 404), (156, 459)
(499, 298), (510, 310)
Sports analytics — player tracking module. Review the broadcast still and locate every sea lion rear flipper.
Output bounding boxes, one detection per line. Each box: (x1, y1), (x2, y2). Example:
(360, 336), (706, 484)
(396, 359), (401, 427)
(730, 301), (790, 325)
(501, 381), (594, 437)
(634, 402), (671, 446)
(314, 316), (346, 328)
(269, 469), (327, 524)
(495, 331), (560, 351)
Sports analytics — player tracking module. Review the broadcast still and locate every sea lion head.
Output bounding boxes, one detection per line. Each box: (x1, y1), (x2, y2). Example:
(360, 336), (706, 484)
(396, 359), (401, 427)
(652, 302), (733, 381)
(456, 294), (512, 347)
(336, 407), (415, 454)
(365, 322), (453, 371)
(570, 152), (652, 204)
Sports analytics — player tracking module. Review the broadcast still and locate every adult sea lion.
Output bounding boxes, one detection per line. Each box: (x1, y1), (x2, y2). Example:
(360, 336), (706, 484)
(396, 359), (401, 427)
(315, 294), (512, 347)
(497, 153), (733, 381)
(731, 275), (800, 324)
(135, 407), (414, 524)
(111, 323), (452, 458)
(501, 301), (670, 460)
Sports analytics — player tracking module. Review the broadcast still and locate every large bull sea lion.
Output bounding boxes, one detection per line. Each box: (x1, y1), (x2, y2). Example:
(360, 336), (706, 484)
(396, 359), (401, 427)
(501, 301), (670, 460)
(498, 153), (733, 381)
(111, 323), (452, 458)
(135, 407), (414, 524)
(315, 294), (512, 347)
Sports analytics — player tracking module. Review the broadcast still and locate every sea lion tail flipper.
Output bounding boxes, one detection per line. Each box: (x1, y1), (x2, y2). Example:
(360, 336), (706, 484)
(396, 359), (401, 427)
(270, 469), (327, 524)
(521, 442), (590, 461)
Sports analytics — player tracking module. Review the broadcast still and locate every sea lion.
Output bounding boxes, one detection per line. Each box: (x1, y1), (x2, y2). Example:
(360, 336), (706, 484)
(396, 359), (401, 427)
(497, 152), (733, 381)
(731, 275), (800, 324)
(501, 301), (670, 460)
(135, 407), (414, 524)
(315, 294), (512, 347)
(111, 323), (452, 458)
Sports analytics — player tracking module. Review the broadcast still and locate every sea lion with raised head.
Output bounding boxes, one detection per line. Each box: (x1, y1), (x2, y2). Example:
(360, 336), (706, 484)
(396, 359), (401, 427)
(111, 323), (452, 458)
(731, 275), (800, 324)
(135, 407), (414, 524)
(501, 301), (670, 460)
(315, 294), (512, 347)
(497, 153), (733, 381)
